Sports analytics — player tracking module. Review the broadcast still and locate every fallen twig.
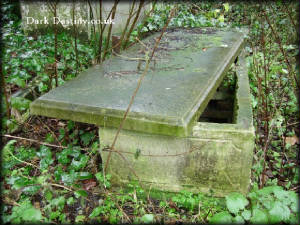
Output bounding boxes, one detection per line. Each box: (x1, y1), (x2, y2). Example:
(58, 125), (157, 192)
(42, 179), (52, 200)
(50, 183), (73, 192)
(2, 134), (90, 151)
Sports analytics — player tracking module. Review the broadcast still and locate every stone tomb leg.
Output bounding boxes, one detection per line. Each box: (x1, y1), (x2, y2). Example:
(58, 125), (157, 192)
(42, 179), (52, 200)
(30, 28), (254, 197)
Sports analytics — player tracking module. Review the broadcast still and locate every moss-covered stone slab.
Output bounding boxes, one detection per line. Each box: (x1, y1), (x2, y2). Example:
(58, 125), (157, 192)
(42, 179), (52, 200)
(31, 28), (245, 137)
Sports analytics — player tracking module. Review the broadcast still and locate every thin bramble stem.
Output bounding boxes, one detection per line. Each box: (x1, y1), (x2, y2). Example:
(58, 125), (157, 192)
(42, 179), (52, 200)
(2, 134), (90, 151)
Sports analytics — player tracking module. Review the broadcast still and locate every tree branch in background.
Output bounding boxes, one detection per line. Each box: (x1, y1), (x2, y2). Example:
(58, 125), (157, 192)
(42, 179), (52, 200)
(112, 0), (136, 53)
(96, 0), (103, 63)
(96, 0), (120, 63)
(87, 0), (96, 41)
(262, 8), (299, 97)
(122, 0), (145, 49)
(72, 0), (79, 75)
(102, 0), (119, 61)
(282, 2), (298, 34)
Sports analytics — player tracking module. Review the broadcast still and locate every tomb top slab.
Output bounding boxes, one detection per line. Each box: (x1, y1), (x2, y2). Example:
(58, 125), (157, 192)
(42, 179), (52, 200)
(30, 28), (245, 137)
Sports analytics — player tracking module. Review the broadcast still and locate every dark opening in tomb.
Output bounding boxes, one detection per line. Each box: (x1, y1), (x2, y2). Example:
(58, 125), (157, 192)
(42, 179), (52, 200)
(198, 67), (237, 124)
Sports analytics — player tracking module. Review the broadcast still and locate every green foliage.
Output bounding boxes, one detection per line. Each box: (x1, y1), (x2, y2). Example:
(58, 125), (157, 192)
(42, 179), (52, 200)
(2, 199), (44, 223)
(225, 192), (249, 215)
(209, 211), (233, 224)
(1, 0), (95, 132)
(172, 190), (199, 211)
(210, 186), (299, 224)
(135, 2), (232, 40)
(80, 132), (95, 146)
(140, 214), (154, 223)
(95, 172), (111, 189)
(10, 97), (31, 111)
(89, 197), (121, 223)
(37, 145), (54, 171)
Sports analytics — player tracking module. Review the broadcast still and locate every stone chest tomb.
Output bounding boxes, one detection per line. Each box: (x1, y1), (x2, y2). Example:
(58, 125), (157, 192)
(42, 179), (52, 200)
(30, 28), (254, 196)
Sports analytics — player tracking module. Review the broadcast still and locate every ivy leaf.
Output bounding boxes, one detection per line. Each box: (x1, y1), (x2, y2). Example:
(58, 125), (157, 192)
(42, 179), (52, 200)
(141, 214), (154, 223)
(40, 157), (54, 170)
(273, 188), (290, 203)
(23, 185), (42, 195)
(80, 132), (95, 146)
(287, 191), (298, 212)
(10, 97), (31, 111)
(61, 171), (77, 185)
(38, 82), (48, 92)
(22, 206), (43, 221)
(241, 209), (251, 221)
(67, 197), (75, 205)
(45, 190), (53, 201)
(75, 190), (88, 198)
(232, 215), (244, 224)
(58, 128), (66, 141)
(257, 185), (283, 196)
(10, 77), (26, 88)
(223, 3), (230, 12)
(69, 154), (89, 171)
(225, 192), (249, 215)
(67, 120), (75, 131)
(2, 140), (16, 160)
(209, 211), (233, 224)
(268, 201), (290, 224)
(250, 209), (268, 224)
(77, 172), (93, 180)
(56, 148), (72, 165)
(218, 14), (225, 23)
(51, 196), (66, 211)
(11, 201), (43, 222)
(89, 206), (102, 218)
(75, 215), (86, 222)
(45, 133), (55, 143)
(38, 146), (53, 170)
